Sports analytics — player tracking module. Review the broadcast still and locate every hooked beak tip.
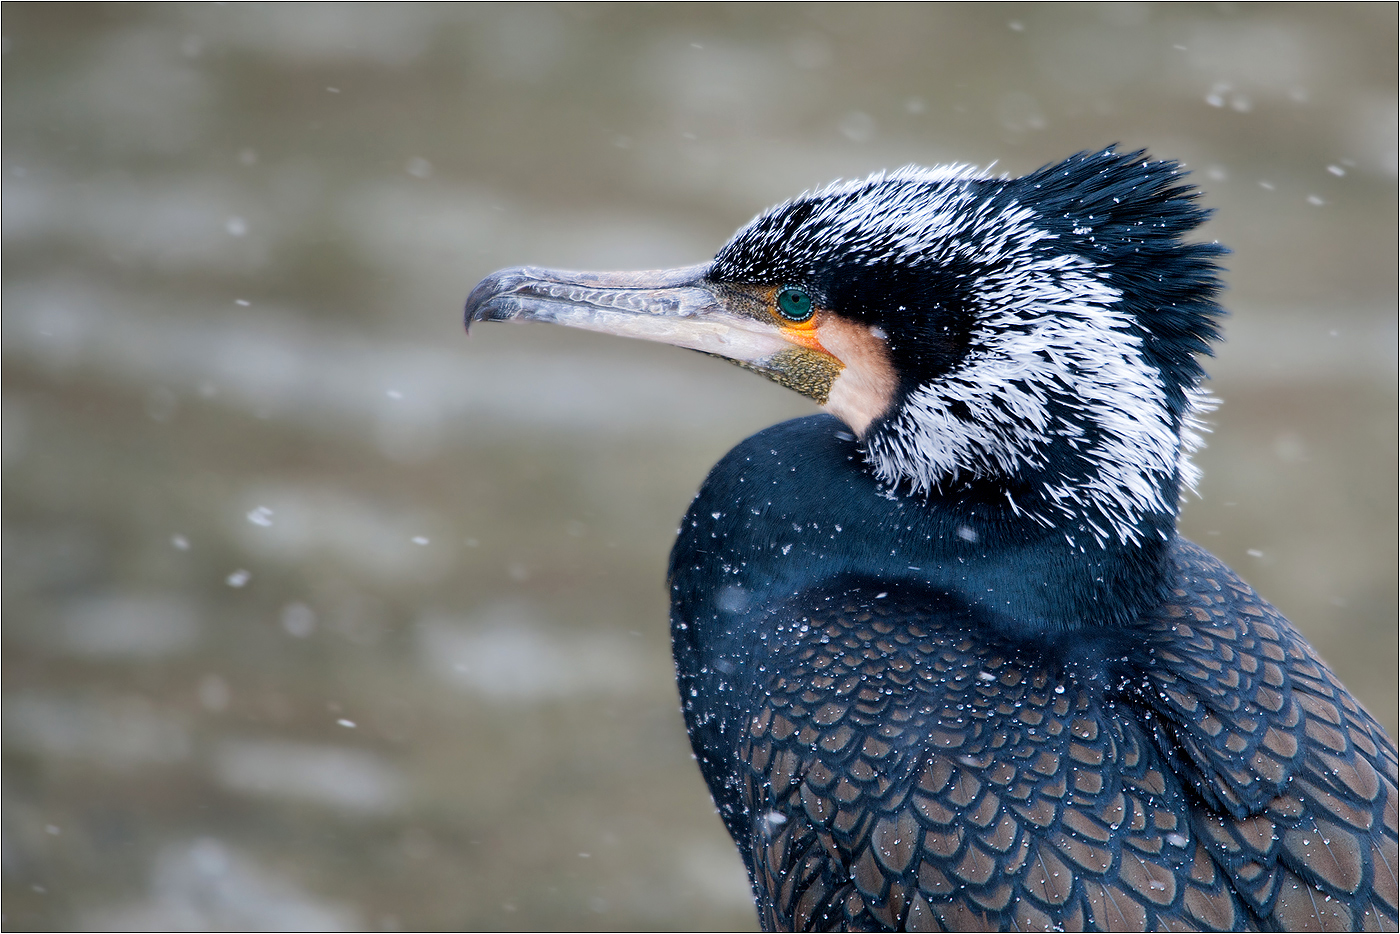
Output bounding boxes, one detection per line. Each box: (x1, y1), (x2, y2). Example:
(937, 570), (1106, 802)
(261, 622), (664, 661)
(463, 267), (528, 332)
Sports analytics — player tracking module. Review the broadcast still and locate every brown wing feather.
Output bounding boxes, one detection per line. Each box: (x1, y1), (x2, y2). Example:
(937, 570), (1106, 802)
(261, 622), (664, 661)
(1141, 542), (1398, 931)
(737, 540), (1397, 931)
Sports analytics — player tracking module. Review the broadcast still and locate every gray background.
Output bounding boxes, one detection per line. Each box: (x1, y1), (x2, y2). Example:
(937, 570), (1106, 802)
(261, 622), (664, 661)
(3, 4), (1395, 931)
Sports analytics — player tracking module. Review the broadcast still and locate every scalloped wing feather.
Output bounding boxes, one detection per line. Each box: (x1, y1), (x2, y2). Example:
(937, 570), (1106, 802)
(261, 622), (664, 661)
(737, 541), (1397, 931)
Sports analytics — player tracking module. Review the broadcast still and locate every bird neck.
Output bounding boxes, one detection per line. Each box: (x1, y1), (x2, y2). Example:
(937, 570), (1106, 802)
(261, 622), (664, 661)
(667, 413), (1175, 847)
(669, 415), (1176, 652)
(857, 362), (1202, 554)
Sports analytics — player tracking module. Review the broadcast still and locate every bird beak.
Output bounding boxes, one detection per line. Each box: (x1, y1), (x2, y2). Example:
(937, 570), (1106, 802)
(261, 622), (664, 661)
(464, 264), (844, 401)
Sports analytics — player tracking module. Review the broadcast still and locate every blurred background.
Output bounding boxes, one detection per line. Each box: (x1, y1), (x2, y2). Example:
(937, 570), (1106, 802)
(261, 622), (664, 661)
(2, 4), (1395, 931)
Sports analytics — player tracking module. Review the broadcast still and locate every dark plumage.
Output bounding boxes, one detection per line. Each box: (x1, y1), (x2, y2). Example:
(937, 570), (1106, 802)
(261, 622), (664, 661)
(464, 148), (1398, 931)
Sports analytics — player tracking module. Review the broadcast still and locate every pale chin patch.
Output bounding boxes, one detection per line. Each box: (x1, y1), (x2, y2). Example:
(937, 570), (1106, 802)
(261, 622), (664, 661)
(818, 317), (897, 435)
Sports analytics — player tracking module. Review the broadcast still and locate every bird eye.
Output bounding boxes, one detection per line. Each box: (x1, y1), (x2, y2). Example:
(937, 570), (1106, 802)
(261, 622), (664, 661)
(775, 287), (814, 323)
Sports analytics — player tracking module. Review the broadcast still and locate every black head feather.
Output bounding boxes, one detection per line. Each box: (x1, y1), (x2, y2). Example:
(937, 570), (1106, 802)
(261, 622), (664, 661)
(707, 147), (1227, 547)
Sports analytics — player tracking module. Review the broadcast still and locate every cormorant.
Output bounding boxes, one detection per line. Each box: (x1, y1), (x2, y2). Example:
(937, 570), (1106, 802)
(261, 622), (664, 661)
(463, 148), (1398, 932)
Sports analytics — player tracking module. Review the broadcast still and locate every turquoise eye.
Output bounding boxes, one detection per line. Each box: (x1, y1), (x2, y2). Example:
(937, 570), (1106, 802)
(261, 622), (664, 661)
(776, 287), (814, 323)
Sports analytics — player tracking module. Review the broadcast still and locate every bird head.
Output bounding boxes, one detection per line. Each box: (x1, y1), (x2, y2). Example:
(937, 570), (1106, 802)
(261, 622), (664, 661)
(465, 147), (1225, 547)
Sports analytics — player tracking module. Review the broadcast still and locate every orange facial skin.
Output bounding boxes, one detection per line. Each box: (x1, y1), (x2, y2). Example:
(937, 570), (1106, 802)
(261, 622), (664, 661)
(728, 284), (900, 435)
